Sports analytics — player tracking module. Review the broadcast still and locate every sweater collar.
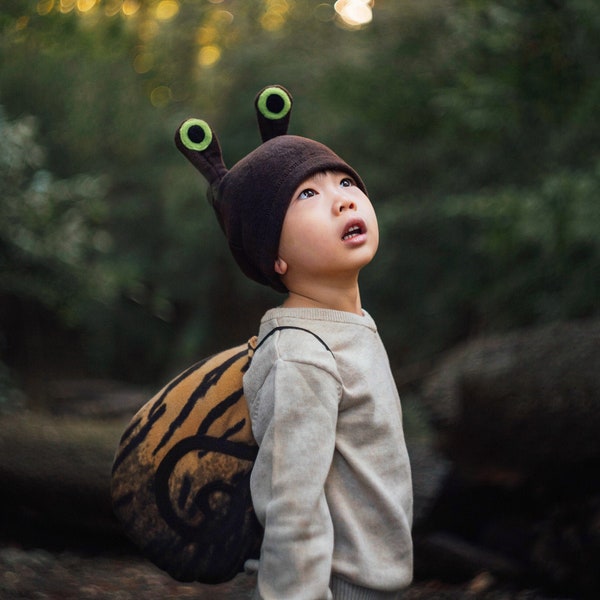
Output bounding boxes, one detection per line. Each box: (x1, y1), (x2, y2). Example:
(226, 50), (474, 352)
(261, 306), (377, 332)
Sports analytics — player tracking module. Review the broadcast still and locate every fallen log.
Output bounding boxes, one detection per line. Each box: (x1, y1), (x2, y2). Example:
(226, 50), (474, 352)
(0, 412), (130, 550)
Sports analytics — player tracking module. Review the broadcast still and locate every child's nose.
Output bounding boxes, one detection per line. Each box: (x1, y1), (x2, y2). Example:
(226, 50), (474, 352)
(334, 197), (356, 213)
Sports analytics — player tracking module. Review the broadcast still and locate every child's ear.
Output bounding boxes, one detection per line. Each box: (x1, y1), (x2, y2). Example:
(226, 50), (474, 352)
(274, 257), (288, 276)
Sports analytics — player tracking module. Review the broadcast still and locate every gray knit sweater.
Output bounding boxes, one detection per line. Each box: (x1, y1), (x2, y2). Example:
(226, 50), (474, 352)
(243, 307), (413, 600)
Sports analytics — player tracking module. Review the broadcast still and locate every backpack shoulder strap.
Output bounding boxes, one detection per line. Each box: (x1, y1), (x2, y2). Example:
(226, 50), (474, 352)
(254, 325), (333, 356)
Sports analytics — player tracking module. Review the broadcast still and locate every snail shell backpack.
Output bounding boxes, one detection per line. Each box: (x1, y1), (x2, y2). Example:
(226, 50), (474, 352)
(111, 85), (305, 584)
(111, 339), (262, 584)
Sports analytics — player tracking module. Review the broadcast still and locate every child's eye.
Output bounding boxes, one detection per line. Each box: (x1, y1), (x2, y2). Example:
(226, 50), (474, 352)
(340, 177), (355, 188)
(298, 188), (316, 200)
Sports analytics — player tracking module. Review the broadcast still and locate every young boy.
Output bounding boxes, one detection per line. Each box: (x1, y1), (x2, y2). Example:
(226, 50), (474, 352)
(176, 85), (413, 599)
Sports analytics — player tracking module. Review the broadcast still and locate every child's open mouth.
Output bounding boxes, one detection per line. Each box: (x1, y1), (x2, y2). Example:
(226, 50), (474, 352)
(342, 220), (366, 241)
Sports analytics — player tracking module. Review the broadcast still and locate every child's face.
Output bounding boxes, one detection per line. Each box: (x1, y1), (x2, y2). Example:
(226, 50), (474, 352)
(274, 170), (379, 287)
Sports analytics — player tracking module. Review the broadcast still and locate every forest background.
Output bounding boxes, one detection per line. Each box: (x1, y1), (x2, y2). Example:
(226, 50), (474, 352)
(1, 0), (599, 404)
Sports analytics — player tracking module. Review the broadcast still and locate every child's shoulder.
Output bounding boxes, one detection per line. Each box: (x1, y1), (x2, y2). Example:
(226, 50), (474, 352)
(253, 321), (336, 370)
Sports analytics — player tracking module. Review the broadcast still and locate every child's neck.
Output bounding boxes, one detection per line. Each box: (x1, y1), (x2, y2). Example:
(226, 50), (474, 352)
(282, 284), (363, 316)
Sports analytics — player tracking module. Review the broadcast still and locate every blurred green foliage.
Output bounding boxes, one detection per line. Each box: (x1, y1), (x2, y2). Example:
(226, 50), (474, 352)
(0, 0), (598, 395)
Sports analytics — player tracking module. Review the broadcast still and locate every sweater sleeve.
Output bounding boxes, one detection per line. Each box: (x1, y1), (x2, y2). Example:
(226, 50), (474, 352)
(249, 356), (341, 600)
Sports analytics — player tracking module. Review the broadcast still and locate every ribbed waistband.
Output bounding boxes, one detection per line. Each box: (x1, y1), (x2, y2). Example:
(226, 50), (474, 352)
(330, 576), (406, 600)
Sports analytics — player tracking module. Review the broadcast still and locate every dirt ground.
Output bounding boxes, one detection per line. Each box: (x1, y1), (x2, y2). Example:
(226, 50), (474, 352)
(0, 544), (562, 600)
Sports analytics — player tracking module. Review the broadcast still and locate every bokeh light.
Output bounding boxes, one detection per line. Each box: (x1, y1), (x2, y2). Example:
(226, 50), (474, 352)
(314, 3), (335, 22)
(133, 52), (154, 74)
(261, 0), (290, 32)
(77, 0), (97, 13)
(59, 0), (77, 14)
(103, 0), (121, 16)
(138, 19), (159, 41)
(196, 26), (217, 45)
(155, 0), (179, 21)
(198, 45), (222, 67)
(334, 0), (374, 28)
(122, 0), (141, 17)
(150, 85), (172, 107)
(36, 0), (54, 16)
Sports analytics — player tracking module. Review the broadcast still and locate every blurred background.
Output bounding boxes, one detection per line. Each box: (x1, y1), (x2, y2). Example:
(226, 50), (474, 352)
(0, 1), (599, 598)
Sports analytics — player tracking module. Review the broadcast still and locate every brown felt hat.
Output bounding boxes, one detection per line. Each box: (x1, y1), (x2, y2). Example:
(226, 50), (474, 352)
(175, 85), (366, 293)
